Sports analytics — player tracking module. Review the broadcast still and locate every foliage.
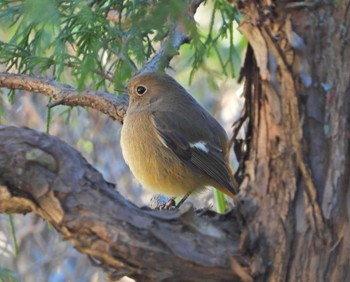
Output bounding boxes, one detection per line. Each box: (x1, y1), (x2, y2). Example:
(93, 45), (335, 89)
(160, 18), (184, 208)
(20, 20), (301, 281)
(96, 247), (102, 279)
(0, 0), (243, 91)
(189, 0), (243, 81)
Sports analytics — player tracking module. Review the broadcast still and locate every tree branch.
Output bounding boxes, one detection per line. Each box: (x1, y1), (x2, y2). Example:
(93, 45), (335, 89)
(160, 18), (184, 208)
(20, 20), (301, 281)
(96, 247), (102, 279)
(141, 0), (204, 73)
(0, 126), (250, 282)
(0, 72), (129, 123)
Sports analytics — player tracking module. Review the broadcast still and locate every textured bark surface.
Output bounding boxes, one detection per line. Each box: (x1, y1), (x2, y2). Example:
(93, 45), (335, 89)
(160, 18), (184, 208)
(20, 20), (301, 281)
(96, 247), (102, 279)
(0, 126), (249, 282)
(236, 0), (350, 281)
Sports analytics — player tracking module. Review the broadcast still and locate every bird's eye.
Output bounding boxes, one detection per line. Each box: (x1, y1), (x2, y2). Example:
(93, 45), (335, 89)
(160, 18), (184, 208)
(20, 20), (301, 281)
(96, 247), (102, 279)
(136, 85), (147, 96)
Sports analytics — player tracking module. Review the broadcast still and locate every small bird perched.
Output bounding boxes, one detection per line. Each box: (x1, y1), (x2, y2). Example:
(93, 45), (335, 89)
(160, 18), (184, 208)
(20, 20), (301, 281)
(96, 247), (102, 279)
(121, 72), (237, 203)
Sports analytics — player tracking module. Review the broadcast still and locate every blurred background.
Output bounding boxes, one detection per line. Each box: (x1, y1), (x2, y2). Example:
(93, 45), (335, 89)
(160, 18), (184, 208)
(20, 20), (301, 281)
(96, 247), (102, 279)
(0, 1), (246, 281)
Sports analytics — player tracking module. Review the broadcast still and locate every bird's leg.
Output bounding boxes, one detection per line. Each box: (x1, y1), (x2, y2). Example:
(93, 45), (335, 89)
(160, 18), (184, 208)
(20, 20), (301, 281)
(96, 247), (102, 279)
(175, 192), (191, 209)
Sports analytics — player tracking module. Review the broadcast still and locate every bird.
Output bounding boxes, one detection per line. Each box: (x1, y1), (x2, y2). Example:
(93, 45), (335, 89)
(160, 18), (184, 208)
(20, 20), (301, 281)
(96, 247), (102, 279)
(120, 71), (238, 204)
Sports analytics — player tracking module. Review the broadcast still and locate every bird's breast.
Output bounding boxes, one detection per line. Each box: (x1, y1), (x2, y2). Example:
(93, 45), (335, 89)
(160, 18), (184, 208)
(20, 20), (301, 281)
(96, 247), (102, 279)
(120, 112), (207, 196)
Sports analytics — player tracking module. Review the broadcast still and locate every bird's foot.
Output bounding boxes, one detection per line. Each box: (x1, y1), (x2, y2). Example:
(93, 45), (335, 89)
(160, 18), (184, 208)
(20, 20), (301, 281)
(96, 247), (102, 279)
(157, 198), (176, 210)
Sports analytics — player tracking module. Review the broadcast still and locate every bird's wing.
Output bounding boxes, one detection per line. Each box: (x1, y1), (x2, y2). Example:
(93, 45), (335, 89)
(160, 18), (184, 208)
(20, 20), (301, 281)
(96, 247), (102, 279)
(151, 111), (237, 196)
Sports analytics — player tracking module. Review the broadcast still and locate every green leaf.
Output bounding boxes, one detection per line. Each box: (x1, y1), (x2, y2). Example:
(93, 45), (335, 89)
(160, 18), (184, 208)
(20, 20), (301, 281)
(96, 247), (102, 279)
(214, 190), (227, 214)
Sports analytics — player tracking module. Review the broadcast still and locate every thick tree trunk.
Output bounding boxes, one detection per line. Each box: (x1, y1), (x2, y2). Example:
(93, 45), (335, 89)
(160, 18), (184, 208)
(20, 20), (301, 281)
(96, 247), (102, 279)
(237, 1), (350, 281)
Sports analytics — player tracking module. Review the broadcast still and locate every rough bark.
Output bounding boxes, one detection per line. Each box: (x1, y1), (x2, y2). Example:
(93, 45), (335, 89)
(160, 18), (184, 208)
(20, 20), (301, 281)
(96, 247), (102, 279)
(235, 0), (350, 281)
(0, 126), (250, 282)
